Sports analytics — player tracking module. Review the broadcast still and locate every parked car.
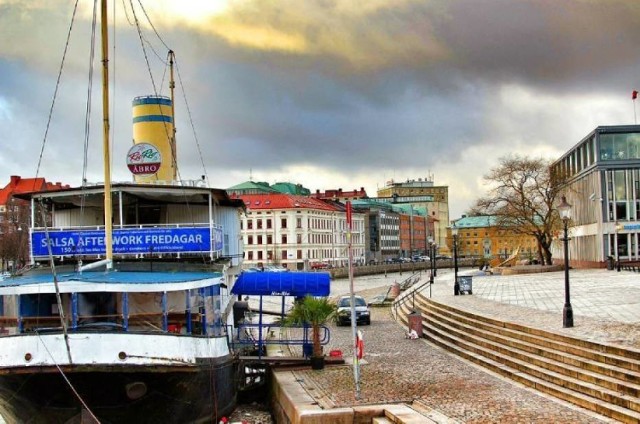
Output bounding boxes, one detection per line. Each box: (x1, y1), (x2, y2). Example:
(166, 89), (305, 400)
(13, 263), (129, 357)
(436, 255), (452, 260)
(310, 262), (330, 270)
(264, 265), (289, 272)
(419, 256), (430, 262)
(336, 295), (371, 326)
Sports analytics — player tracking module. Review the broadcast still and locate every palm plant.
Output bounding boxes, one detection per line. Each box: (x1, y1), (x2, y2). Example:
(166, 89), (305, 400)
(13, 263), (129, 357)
(284, 295), (336, 358)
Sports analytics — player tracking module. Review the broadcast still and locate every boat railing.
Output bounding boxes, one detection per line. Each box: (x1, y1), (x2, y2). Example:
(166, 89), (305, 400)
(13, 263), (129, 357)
(233, 323), (330, 346)
(0, 311), (227, 337)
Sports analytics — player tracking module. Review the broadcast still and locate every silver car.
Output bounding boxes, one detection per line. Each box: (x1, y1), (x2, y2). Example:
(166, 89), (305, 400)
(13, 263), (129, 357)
(336, 295), (371, 326)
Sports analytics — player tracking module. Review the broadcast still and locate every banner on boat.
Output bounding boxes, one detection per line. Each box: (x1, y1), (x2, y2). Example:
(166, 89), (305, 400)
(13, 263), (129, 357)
(31, 226), (224, 257)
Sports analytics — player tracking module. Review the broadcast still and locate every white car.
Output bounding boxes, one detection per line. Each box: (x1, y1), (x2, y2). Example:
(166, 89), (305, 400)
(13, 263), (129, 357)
(336, 295), (371, 326)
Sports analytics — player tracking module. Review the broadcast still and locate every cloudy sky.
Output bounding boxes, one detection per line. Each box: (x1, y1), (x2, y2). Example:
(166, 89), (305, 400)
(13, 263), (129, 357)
(2, 0), (640, 219)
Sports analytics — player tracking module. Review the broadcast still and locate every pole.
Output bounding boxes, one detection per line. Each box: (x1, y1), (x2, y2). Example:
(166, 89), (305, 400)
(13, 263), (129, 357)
(429, 243), (434, 298)
(346, 201), (360, 399)
(562, 219), (574, 328)
(453, 234), (459, 296)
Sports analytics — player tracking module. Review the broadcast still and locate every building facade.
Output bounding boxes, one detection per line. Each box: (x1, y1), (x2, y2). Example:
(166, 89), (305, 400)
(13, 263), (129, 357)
(0, 176), (70, 272)
(237, 194), (366, 270)
(376, 176), (448, 250)
(448, 216), (539, 261)
(551, 125), (640, 267)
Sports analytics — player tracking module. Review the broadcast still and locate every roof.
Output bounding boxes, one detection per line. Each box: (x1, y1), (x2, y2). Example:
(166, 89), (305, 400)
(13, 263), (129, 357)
(0, 271), (223, 295)
(13, 182), (244, 209)
(231, 272), (330, 297)
(238, 193), (339, 211)
(0, 175), (69, 206)
(271, 182), (311, 195)
(453, 216), (498, 228)
(226, 180), (278, 193)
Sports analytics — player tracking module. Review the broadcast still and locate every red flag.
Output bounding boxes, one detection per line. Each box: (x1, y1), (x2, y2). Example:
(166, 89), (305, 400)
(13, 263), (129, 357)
(633, 90), (638, 100)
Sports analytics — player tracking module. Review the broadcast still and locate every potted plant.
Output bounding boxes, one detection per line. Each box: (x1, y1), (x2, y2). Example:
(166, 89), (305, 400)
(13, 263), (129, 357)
(284, 295), (336, 370)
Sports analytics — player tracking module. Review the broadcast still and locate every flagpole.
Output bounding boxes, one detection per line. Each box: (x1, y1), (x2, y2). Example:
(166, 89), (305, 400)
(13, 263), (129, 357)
(346, 201), (360, 399)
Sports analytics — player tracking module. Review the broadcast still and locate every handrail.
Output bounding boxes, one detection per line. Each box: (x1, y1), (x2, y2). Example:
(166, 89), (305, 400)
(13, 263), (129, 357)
(392, 277), (432, 319)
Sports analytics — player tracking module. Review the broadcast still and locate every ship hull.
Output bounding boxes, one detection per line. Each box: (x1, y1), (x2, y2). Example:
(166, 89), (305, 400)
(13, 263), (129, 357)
(0, 357), (236, 424)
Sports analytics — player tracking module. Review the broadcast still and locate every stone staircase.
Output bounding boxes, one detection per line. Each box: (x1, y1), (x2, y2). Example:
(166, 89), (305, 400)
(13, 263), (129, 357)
(394, 291), (640, 423)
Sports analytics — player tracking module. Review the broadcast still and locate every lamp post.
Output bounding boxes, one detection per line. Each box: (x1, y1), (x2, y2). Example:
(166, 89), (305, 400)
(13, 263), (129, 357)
(615, 222), (623, 272)
(558, 195), (573, 328)
(452, 224), (459, 296)
(428, 236), (434, 298)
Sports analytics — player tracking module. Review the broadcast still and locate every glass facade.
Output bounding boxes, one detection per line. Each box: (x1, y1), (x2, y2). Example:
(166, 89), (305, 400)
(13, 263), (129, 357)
(599, 133), (640, 161)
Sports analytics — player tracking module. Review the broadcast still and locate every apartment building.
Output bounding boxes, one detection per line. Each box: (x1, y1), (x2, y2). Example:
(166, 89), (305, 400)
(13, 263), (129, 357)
(236, 193), (366, 270)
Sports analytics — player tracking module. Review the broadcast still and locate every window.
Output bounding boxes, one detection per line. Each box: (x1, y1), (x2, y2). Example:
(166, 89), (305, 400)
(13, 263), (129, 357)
(266, 219), (272, 229)
(247, 251), (253, 260)
(248, 235), (253, 245)
(297, 217), (302, 228)
(267, 251), (273, 260)
(282, 235), (288, 244)
(267, 235), (273, 245)
(281, 250), (287, 260)
(257, 251), (263, 260)
(281, 218), (287, 229)
(297, 249), (302, 259)
(257, 235), (263, 245)
(297, 234), (302, 244)
(247, 219), (253, 229)
(257, 219), (263, 229)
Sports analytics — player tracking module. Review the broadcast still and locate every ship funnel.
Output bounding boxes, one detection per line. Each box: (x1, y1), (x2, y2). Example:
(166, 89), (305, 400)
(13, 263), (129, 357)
(130, 95), (176, 183)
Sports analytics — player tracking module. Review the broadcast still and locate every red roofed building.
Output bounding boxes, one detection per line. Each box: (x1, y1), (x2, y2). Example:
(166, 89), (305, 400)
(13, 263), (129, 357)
(235, 193), (366, 270)
(0, 175), (70, 272)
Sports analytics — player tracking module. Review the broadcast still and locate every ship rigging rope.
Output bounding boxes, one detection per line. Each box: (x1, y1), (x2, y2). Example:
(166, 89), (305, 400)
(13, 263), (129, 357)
(33, 0), (81, 181)
(129, 2), (215, 263)
(82, 0), (99, 186)
(34, 329), (101, 423)
(134, 0), (210, 187)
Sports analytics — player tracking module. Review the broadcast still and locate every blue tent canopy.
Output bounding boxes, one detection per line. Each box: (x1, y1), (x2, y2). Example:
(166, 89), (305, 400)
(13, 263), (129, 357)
(231, 272), (330, 297)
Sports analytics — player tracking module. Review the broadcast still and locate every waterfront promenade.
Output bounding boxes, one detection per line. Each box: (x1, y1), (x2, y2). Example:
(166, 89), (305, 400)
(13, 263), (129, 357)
(279, 267), (640, 423)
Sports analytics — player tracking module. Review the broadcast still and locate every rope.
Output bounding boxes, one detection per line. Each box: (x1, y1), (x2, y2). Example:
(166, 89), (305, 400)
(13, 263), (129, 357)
(82, 0), (99, 184)
(175, 57), (210, 187)
(34, 0), (81, 181)
(34, 330), (101, 423)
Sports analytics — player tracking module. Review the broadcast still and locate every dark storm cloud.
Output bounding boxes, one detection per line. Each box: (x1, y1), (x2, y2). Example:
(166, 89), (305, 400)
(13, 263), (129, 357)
(3, 0), (640, 216)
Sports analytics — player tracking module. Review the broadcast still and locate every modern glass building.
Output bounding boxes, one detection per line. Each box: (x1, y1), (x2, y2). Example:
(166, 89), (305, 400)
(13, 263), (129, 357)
(551, 125), (640, 267)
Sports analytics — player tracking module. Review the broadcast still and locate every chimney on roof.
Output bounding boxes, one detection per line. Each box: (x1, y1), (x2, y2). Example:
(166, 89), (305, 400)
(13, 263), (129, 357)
(338, 188), (342, 194)
(10, 175), (20, 186)
(316, 189), (320, 194)
(56, 182), (61, 187)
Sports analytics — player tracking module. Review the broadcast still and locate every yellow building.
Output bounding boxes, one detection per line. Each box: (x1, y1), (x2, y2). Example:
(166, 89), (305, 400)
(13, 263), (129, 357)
(447, 216), (539, 262)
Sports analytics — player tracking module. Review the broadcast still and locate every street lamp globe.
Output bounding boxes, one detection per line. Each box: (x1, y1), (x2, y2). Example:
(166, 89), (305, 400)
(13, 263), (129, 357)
(558, 195), (572, 221)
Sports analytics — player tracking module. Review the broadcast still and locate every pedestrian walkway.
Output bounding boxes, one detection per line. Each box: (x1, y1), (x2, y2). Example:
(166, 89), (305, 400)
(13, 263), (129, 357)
(280, 267), (640, 423)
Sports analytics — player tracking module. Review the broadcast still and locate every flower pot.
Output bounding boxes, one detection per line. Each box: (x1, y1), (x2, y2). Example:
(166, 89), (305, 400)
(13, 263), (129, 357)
(310, 355), (325, 370)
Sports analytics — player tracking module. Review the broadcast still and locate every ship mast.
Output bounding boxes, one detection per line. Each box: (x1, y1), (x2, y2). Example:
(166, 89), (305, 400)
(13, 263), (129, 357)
(101, 0), (113, 269)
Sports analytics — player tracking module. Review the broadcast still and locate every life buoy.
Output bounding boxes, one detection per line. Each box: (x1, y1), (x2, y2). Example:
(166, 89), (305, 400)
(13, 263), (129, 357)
(356, 330), (364, 360)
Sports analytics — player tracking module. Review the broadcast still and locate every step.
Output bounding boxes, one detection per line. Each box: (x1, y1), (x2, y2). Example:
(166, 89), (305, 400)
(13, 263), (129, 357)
(417, 293), (640, 363)
(425, 319), (640, 412)
(421, 305), (640, 391)
(423, 326), (640, 424)
(415, 295), (640, 374)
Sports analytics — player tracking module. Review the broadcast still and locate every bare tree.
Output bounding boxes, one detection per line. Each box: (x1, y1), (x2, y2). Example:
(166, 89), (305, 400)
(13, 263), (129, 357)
(471, 155), (564, 265)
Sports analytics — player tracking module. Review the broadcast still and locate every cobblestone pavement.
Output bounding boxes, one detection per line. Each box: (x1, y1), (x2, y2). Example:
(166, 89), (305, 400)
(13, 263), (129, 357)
(235, 267), (640, 423)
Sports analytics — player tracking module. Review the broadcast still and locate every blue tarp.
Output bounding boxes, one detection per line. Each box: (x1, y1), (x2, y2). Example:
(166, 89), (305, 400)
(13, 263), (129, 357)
(231, 272), (330, 297)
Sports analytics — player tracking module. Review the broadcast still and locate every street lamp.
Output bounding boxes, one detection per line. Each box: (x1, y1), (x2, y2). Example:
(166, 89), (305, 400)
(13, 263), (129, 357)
(428, 236), (434, 298)
(558, 195), (573, 328)
(615, 222), (624, 272)
(452, 224), (459, 296)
